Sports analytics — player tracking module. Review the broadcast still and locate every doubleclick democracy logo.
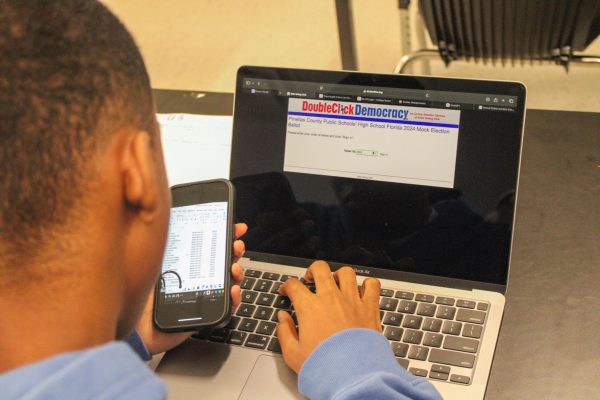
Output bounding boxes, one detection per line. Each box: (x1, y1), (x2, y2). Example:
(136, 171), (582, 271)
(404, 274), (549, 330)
(301, 100), (410, 120)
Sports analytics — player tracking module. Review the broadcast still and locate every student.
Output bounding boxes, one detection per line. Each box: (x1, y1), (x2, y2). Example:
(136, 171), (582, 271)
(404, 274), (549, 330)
(0, 1), (441, 399)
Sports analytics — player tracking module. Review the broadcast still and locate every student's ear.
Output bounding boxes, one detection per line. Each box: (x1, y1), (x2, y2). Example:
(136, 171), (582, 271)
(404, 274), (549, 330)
(122, 131), (164, 223)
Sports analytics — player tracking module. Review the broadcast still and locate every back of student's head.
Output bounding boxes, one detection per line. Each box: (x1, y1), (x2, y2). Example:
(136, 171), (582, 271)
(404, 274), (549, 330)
(0, 0), (155, 269)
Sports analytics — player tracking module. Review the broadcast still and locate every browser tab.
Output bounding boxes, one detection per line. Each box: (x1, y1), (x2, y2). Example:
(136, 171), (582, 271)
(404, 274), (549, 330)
(241, 78), (518, 111)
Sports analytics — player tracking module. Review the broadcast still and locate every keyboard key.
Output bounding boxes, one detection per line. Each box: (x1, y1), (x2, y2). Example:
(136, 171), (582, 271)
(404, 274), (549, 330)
(429, 371), (449, 381)
(379, 297), (399, 311)
(436, 306), (456, 320)
(463, 324), (483, 339)
(226, 316), (241, 329)
(456, 300), (476, 309)
(271, 311), (282, 322)
(450, 374), (471, 384)
(442, 321), (462, 335)
(300, 278), (317, 293)
(227, 331), (247, 345)
(245, 269), (262, 278)
(192, 329), (210, 340)
(477, 302), (489, 311)
(396, 358), (409, 369)
(384, 326), (404, 341)
(431, 364), (451, 374)
(262, 272), (280, 280)
(270, 281), (283, 294)
(268, 337), (282, 353)
(398, 300), (417, 314)
(380, 288), (394, 297)
(416, 303), (436, 317)
(239, 318), (258, 332)
(422, 318), (442, 332)
(383, 312), (403, 326)
(422, 333), (443, 347)
(280, 274), (298, 282)
(395, 291), (414, 300)
(429, 348), (475, 368)
(435, 297), (455, 306)
(254, 279), (273, 292)
(273, 295), (292, 309)
(462, 323), (483, 339)
(236, 304), (256, 317)
(256, 321), (277, 336)
(245, 334), (269, 349)
(415, 294), (434, 303)
(408, 345), (429, 361)
(409, 368), (428, 377)
(241, 277), (256, 290)
(456, 309), (486, 324)
(444, 336), (479, 353)
(402, 315), (423, 329)
(391, 342), (409, 357)
(254, 306), (274, 320)
(256, 293), (276, 306)
(241, 290), (258, 304)
(208, 329), (229, 342)
(402, 329), (423, 344)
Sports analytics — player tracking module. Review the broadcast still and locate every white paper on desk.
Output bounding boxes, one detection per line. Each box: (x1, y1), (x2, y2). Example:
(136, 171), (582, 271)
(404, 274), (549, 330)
(157, 113), (233, 186)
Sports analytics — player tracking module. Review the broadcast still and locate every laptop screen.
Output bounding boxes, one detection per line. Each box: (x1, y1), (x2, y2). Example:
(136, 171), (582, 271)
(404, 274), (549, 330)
(230, 67), (525, 287)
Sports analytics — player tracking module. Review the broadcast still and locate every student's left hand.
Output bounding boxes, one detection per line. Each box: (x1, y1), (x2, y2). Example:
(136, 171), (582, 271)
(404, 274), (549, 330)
(135, 223), (248, 355)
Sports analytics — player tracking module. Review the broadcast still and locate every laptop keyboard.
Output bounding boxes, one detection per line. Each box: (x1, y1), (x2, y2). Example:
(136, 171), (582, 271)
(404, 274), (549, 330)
(192, 268), (489, 386)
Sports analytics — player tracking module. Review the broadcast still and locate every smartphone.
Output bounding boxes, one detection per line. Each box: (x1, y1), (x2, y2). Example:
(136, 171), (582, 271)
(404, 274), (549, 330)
(153, 179), (235, 332)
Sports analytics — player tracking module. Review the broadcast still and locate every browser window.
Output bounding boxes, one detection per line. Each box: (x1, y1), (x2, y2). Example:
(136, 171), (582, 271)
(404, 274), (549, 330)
(284, 98), (460, 188)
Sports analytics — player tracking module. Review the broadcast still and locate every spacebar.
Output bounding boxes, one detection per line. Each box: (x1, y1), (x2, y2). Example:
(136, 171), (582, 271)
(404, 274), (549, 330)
(429, 349), (475, 368)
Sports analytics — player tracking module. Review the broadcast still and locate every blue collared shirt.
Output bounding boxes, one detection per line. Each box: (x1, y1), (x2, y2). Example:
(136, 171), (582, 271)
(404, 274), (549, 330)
(0, 329), (441, 399)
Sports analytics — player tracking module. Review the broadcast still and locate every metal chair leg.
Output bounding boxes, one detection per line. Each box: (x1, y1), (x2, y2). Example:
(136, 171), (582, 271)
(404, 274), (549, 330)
(570, 54), (600, 66)
(394, 49), (439, 74)
(394, 51), (600, 74)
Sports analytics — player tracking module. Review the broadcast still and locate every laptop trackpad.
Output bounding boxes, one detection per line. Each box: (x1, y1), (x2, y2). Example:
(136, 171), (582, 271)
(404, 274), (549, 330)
(239, 355), (304, 400)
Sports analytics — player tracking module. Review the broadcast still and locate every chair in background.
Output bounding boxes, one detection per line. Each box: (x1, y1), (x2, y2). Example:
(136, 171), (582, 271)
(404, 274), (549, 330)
(395, 0), (600, 73)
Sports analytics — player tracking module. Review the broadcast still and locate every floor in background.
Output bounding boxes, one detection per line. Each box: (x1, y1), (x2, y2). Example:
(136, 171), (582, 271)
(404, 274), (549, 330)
(102, 0), (599, 112)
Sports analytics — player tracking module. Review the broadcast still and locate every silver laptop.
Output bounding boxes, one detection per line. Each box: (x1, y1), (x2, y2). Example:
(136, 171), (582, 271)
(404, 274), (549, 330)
(156, 66), (526, 399)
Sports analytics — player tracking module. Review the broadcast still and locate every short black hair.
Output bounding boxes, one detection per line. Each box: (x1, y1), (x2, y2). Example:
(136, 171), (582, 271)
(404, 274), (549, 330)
(0, 0), (155, 255)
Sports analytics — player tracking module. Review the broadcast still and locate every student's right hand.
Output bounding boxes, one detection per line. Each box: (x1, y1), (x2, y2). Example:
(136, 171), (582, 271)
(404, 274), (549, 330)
(134, 223), (247, 355)
(276, 261), (382, 373)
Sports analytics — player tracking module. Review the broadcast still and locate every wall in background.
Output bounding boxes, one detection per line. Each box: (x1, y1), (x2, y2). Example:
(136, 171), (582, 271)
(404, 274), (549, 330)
(103, 0), (599, 112)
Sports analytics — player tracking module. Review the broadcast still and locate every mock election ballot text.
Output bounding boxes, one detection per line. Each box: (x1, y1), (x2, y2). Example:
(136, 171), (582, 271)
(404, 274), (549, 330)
(283, 98), (461, 189)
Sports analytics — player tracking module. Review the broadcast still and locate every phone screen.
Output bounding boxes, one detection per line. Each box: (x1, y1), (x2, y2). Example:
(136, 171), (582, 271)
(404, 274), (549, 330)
(155, 181), (233, 330)
(161, 202), (227, 296)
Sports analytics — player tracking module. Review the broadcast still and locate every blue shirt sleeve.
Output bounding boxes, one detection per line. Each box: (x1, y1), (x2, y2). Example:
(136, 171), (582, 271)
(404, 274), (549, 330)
(0, 342), (166, 400)
(298, 328), (442, 400)
(124, 330), (153, 361)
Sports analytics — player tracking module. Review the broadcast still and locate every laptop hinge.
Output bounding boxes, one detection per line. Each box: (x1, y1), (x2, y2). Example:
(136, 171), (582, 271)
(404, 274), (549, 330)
(243, 252), (507, 294)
